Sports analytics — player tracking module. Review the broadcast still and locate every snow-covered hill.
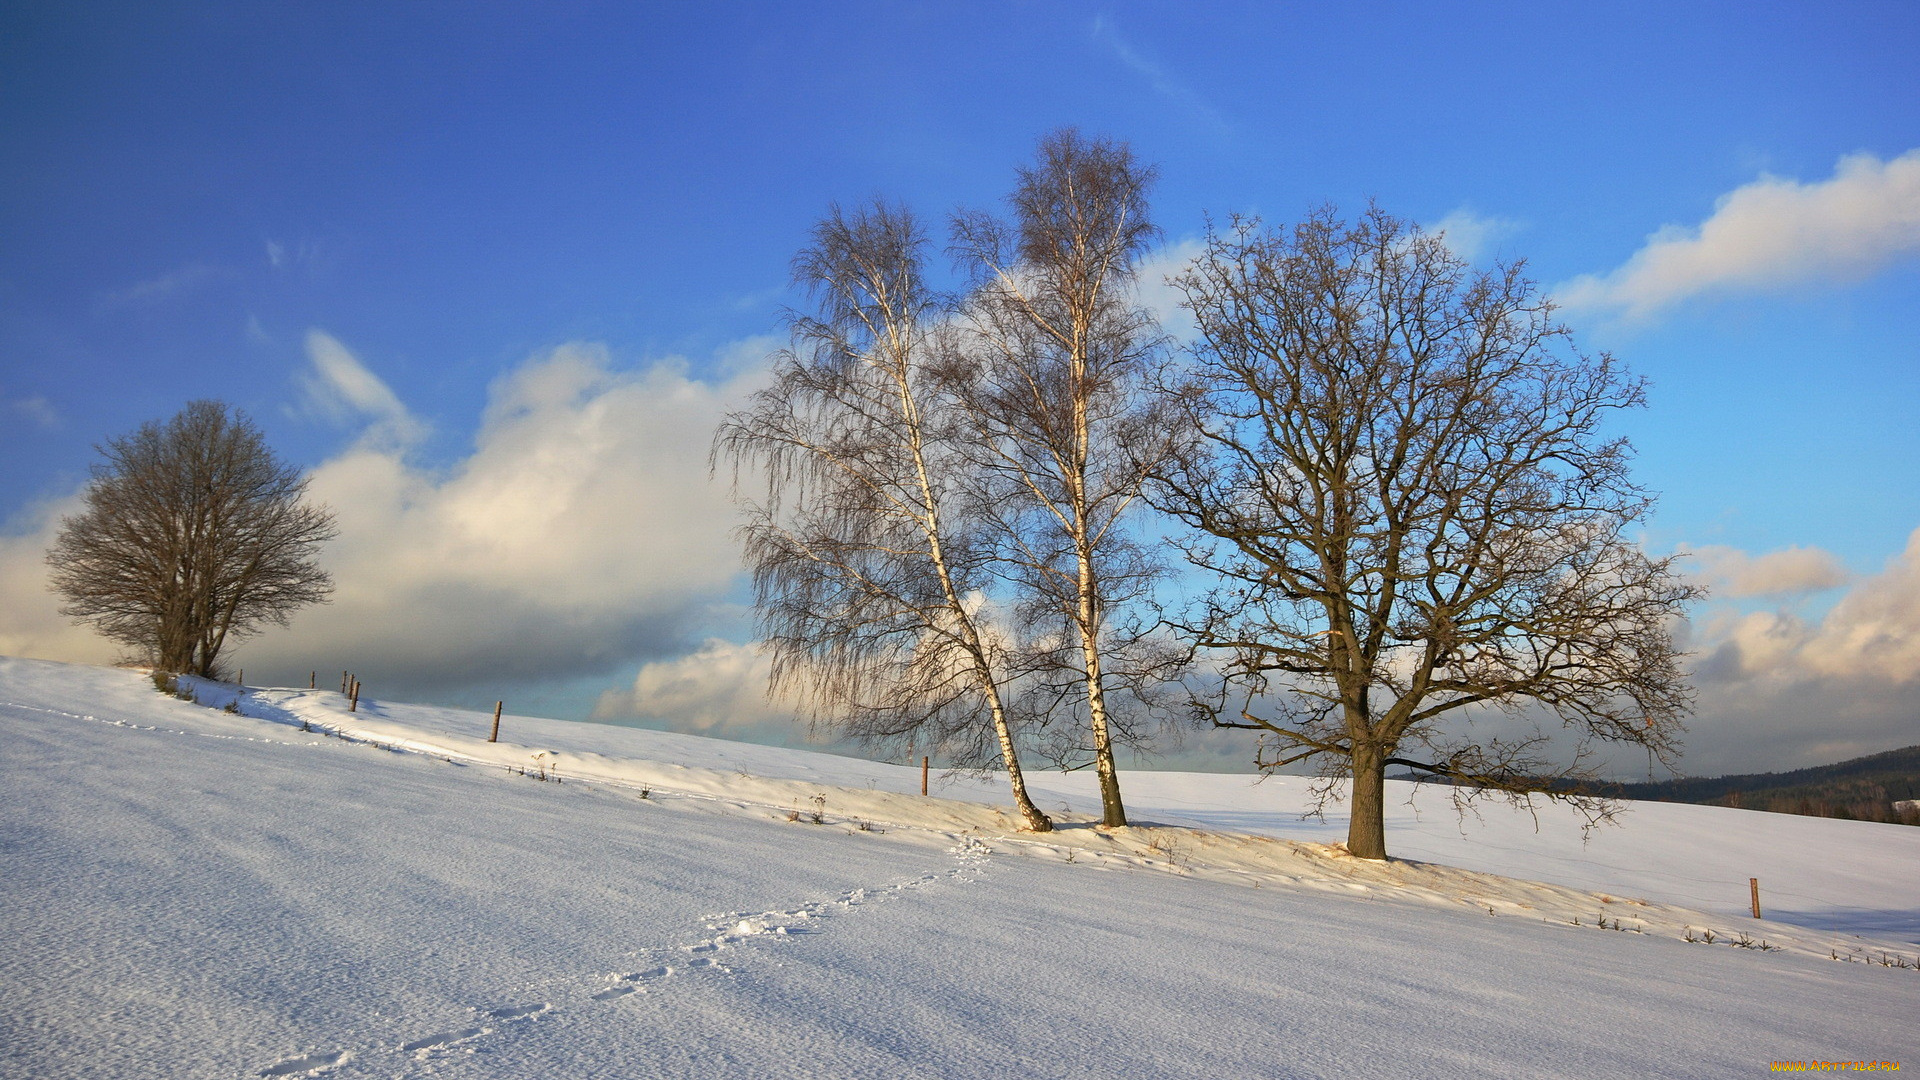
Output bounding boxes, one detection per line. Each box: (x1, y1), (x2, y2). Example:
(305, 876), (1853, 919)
(3, 656), (1914, 1078)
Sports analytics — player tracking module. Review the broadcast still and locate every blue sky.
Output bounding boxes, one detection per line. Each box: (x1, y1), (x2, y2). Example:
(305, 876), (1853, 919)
(3, 2), (1917, 775)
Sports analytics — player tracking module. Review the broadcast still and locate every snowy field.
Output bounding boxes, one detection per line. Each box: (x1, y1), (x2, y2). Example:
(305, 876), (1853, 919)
(2, 657), (1915, 1078)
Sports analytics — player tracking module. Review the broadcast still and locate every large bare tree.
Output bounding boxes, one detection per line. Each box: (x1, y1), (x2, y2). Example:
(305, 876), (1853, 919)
(950, 128), (1180, 828)
(48, 400), (336, 678)
(717, 201), (1053, 832)
(1152, 208), (1698, 860)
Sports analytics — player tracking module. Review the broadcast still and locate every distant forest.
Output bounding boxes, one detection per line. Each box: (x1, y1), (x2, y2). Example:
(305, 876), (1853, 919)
(1598, 745), (1920, 826)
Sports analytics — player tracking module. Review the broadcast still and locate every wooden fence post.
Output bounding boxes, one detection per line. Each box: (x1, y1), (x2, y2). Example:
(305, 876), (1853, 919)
(237, 670), (243, 686)
(1750, 877), (1762, 919)
(921, 755), (929, 797)
(490, 701), (503, 743)
(349, 678), (359, 713)
(309, 671), (315, 689)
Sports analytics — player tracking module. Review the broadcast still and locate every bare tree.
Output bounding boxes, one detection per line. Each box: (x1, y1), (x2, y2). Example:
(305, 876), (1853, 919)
(717, 200), (1053, 832)
(950, 128), (1180, 827)
(48, 400), (336, 679)
(1152, 208), (1698, 860)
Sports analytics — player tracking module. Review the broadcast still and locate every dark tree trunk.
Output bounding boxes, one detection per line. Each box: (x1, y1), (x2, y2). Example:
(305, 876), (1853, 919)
(1348, 742), (1388, 860)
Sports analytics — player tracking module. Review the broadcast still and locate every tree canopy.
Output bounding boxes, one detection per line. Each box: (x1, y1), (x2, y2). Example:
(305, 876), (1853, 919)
(1151, 208), (1697, 859)
(48, 400), (336, 679)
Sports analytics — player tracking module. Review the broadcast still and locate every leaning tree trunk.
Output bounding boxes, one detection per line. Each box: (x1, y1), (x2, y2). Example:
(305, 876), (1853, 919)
(985, 684), (1053, 832)
(911, 404), (1053, 835)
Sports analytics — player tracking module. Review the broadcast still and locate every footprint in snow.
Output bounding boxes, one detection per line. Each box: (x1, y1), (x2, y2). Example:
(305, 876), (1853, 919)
(258, 1050), (351, 1077)
(254, 854), (982, 1074)
(595, 963), (675, 998)
(399, 1027), (490, 1053)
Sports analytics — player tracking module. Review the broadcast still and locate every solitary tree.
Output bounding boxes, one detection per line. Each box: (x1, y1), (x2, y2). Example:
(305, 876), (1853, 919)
(717, 201), (1053, 831)
(950, 128), (1181, 828)
(48, 400), (336, 678)
(1152, 208), (1698, 860)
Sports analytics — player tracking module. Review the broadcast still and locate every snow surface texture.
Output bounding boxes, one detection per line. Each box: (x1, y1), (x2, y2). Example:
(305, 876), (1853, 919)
(2, 657), (1914, 1079)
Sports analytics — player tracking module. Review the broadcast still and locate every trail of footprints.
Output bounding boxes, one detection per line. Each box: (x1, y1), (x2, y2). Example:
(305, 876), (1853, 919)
(258, 838), (993, 1077)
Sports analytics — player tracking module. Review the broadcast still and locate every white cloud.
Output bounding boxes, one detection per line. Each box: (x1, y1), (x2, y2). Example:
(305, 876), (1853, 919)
(1798, 529), (1920, 685)
(98, 262), (220, 308)
(299, 330), (429, 449)
(592, 638), (800, 737)
(1426, 209), (1520, 262)
(245, 341), (768, 690)
(1090, 17), (1230, 137)
(0, 338), (776, 695)
(1696, 530), (1920, 686)
(0, 491), (121, 666)
(264, 237), (326, 273)
(4, 391), (57, 429)
(1133, 238), (1203, 343)
(710, 333), (785, 379)
(1684, 543), (1849, 598)
(1665, 528), (1920, 773)
(1559, 149), (1920, 318)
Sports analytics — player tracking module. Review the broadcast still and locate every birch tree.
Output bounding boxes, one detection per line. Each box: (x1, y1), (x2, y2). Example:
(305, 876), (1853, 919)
(47, 400), (336, 678)
(718, 201), (1053, 832)
(949, 129), (1181, 828)
(1152, 208), (1698, 860)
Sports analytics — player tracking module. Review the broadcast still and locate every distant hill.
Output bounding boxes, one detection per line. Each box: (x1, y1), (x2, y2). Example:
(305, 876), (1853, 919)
(1602, 744), (1920, 825)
